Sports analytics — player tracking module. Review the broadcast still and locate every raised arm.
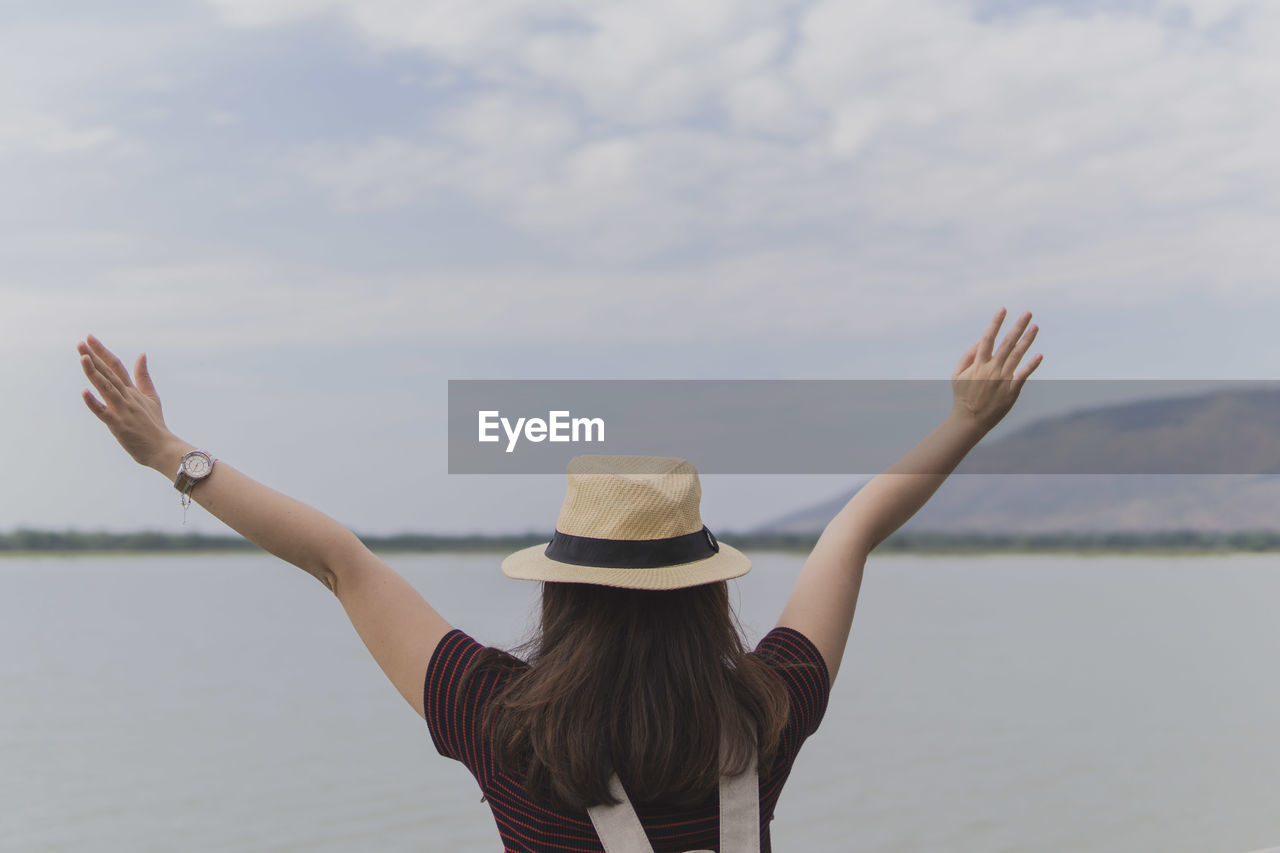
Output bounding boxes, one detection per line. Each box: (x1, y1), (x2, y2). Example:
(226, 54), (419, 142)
(77, 335), (452, 719)
(776, 308), (1042, 684)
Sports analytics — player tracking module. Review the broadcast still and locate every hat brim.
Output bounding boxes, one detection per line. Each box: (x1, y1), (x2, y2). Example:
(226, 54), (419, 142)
(501, 541), (751, 590)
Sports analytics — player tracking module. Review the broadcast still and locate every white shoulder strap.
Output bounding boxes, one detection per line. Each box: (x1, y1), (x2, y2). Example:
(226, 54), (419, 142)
(586, 740), (760, 853)
(716, 747), (760, 853)
(588, 772), (660, 853)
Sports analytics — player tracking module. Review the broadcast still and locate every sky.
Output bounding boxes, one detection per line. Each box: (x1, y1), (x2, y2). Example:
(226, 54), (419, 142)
(2, 0), (1278, 536)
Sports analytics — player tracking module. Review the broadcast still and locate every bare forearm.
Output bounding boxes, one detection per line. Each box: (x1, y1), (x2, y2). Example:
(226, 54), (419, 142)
(147, 437), (356, 590)
(825, 409), (987, 553)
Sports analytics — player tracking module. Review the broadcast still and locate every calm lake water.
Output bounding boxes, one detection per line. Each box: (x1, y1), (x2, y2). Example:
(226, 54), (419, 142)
(3, 551), (1279, 852)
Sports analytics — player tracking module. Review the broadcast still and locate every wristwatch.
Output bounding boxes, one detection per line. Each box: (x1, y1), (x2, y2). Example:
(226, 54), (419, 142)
(174, 450), (216, 507)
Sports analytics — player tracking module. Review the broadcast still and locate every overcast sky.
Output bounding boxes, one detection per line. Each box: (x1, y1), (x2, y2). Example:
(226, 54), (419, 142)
(3, 0), (1278, 537)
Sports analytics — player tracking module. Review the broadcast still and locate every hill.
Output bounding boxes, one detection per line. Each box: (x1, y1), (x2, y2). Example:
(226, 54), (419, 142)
(757, 386), (1280, 535)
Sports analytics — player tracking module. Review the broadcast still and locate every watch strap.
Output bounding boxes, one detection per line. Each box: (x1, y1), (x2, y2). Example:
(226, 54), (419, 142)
(174, 451), (216, 494)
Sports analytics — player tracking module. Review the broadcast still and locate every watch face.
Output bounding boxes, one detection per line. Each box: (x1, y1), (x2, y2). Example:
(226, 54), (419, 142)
(182, 452), (213, 478)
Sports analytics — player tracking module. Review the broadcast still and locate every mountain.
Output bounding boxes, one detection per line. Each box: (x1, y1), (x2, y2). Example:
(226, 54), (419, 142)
(756, 386), (1280, 535)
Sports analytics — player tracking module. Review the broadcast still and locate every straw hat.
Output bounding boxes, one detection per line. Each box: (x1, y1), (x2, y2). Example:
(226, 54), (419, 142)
(501, 455), (751, 590)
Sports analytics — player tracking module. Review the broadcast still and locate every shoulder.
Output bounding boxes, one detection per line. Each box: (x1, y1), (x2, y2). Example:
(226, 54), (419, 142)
(426, 628), (526, 705)
(750, 626), (832, 739)
(424, 629), (524, 767)
(753, 625), (829, 671)
(428, 628), (487, 681)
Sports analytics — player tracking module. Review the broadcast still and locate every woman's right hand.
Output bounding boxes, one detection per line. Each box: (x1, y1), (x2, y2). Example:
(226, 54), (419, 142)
(950, 307), (1042, 432)
(78, 335), (182, 471)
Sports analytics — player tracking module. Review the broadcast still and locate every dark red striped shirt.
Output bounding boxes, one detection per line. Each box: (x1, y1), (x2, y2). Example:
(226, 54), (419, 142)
(424, 626), (832, 852)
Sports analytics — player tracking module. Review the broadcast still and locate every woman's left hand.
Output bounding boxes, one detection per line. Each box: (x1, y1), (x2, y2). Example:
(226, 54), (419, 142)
(78, 335), (180, 471)
(950, 308), (1042, 433)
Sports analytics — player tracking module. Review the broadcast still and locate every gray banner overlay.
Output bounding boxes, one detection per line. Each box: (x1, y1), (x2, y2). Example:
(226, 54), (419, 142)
(448, 380), (1280, 474)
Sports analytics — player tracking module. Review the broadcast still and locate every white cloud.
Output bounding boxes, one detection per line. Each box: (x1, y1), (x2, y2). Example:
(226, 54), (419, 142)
(1, 241), (981, 364)
(0, 114), (123, 157)
(10, 0), (1280, 537)
(205, 0), (795, 121)
(1154, 0), (1257, 28)
(205, 110), (242, 127)
(294, 137), (453, 211)
(217, 0), (1278, 291)
(7, 0), (1276, 345)
(205, 0), (345, 29)
(518, 0), (791, 125)
(0, 19), (163, 161)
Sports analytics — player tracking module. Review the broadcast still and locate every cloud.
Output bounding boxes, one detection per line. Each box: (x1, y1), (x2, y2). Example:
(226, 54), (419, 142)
(2, 239), (986, 365)
(12, 0), (1273, 360)
(0, 18), (161, 161)
(0, 114), (123, 157)
(9, 0), (1280, 538)
(205, 0), (1280, 288)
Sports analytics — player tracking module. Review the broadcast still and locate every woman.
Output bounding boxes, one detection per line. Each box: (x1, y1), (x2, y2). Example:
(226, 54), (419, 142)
(76, 307), (1041, 852)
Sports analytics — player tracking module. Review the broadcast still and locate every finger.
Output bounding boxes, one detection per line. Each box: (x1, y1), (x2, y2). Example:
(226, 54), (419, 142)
(953, 341), (977, 378)
(994, 311), (1033, 365)
(81, 388), (111, 423)
(80, 343), (129, 399)
(81, 354), (127, 407)
(134, 353), (159, 399)
(86, 334), (135, 389)
(1013, 353), (1044, 393)
(1006, 323), (1038, 369)
(976, 307), (1006, 362)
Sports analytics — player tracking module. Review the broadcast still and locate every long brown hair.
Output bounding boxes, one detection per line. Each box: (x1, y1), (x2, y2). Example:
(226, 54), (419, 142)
(459, 580), (791, 811)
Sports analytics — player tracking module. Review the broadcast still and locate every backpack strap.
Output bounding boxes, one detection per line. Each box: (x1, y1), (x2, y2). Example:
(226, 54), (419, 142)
(588, 772), (659, 853)
(717, 747), (760, 853)
(587, 739), (760, 853)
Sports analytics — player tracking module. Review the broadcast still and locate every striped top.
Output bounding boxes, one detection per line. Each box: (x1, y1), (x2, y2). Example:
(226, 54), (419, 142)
(424, 626), (832, 853)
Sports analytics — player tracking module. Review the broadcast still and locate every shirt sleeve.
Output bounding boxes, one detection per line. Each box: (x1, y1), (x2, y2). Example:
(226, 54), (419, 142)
(751, 626), (832, 744)
(424, 628), (497, 776)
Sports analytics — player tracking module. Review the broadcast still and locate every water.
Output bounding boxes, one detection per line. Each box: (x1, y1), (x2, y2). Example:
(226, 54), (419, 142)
(2, 551), (1279, 852)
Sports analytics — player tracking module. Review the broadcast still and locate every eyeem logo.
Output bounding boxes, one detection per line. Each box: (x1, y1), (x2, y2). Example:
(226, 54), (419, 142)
(478, 410), (606, 453)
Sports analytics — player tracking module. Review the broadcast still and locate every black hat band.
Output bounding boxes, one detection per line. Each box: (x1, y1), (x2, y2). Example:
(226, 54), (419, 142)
(544, 525), (721, 569)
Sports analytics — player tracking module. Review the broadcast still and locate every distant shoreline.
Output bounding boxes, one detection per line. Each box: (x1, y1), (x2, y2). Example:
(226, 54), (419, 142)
(4, 529), (1280, 557)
